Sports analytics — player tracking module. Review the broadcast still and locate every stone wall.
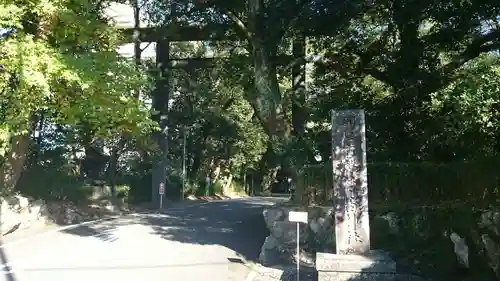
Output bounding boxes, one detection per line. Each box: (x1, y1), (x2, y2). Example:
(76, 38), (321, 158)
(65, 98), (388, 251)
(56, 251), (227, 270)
(259, 204), (500, 281)
(0, 193), (127, 236)
(259, 205), (335, 266)
(372, 205), (500, 281)
(0, 195), (47, 234)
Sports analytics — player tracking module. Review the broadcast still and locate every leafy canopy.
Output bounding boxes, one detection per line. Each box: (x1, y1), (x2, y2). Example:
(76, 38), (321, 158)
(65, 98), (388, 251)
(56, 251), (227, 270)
(0, 0), (154, 157)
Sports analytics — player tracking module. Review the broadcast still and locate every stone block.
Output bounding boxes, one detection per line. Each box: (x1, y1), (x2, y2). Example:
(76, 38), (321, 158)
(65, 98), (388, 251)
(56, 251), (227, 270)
(331, 110), (370, 254)
(263, 207), (285, 229)
(316, 251), (396, 281)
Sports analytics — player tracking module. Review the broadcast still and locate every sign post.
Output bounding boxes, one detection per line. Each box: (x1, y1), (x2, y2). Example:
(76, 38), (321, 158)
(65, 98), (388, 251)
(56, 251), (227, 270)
(159, 182), (165, 209)
(288, 211), (308, 281)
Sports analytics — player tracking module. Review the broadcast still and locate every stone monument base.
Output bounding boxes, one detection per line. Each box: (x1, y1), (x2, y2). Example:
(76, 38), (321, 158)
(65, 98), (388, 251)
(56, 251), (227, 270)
(316, 251), (397, 281)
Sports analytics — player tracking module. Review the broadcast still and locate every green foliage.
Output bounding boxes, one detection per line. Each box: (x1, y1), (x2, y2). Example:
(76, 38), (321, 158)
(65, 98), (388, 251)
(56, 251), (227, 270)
(17, 155), (93, 203)
(115, 185), (130, 200)
(0, 0), (155, 159)
(228, 180), (246, 194)
(427, 55), (500, 157)
(141, 0), (500, 203)
(2, 0), (500, 207)
(211, 181), (224, 195)
(2, 2), (496, 280)
(166, 42), (267, 186)
(0, 0), (155, 198)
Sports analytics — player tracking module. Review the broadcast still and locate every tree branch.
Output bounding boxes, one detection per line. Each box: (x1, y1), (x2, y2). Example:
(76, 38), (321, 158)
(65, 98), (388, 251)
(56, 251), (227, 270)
(195, 0), (251, 39)
(225, 10), (251, 39)
(266, 0), (310, 46)
(140, 42), (152, 52)
(363, 67), (392, 83)
(441, 28), (500, 75)
(421, 20), (482, 51)
(347, 29), (393, 84)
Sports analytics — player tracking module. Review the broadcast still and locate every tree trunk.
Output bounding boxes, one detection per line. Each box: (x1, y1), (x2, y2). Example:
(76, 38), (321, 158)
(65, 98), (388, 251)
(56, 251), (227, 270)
(104, 0), (142, 196)
(31, 111), (45, 164)
(257, 144), (280, 193)
(386, 83), (429, 161)
(107, 138), (127, 196)
(189, 132), (209, 179)
(244, 0), (300, 197)
(0, 134), (31, 194)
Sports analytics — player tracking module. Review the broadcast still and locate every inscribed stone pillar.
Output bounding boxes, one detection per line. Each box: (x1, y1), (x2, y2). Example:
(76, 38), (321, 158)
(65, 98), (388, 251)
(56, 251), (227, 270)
(315, 110), (396, 281)
(331, 110), (370, 254)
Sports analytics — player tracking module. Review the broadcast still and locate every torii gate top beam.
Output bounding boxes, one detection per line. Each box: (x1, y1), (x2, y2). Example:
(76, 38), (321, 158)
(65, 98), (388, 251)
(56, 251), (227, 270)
(122, 24), (238, 42)
(121, 23), (317, 43)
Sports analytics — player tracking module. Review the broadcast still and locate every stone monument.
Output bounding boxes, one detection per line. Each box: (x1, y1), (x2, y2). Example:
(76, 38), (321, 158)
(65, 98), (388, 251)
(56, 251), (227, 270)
(316, 110), (396, 281)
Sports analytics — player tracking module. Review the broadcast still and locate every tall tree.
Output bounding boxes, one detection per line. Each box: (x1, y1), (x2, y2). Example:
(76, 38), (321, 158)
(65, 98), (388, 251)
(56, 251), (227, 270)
(0, 0), (154, 193)
(183, 0), (363, 189)
(332, 0), (500, 159)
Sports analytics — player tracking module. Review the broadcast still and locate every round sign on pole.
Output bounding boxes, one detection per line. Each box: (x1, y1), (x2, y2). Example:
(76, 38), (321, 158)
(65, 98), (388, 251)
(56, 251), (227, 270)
(159, 183), (165, 195)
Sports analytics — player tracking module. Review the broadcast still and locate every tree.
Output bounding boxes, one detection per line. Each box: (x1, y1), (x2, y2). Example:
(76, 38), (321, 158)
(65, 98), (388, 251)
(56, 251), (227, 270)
(175, 0), (365, 190)
(166, 41), (267, 195)
(0, 0), (154, 193)
(142, 0), (500, 201)
(329, 0), (500, 159)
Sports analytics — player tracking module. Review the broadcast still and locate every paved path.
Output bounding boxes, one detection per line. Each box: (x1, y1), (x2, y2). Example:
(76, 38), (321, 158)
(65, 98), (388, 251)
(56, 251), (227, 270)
(0, 197), (285, 281)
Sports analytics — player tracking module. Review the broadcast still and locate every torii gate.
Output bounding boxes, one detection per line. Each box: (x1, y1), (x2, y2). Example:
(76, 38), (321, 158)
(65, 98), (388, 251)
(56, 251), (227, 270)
(121, 19), (307, 204)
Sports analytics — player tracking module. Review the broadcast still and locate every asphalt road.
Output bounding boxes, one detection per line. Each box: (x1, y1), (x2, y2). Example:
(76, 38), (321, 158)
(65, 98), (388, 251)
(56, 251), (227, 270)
(0, 197), (286, 281)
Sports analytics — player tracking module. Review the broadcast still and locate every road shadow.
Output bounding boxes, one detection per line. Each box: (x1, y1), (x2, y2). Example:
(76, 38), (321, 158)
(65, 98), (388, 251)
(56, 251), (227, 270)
(61, 221), (119, 243)
(56, 198), (327, 280)
(144, 200), (271, 262)
(59, 199), (275, 263)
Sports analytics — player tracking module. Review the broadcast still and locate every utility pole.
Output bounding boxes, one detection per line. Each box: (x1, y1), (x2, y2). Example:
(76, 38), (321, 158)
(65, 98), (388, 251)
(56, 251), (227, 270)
(181, 127), (187, 200)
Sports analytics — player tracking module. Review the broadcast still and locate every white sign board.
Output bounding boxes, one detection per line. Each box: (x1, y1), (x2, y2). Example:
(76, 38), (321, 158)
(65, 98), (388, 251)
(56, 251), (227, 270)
(159, 183), (165, 195)
(288, 211), (308, 223)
